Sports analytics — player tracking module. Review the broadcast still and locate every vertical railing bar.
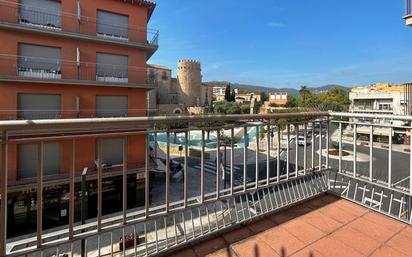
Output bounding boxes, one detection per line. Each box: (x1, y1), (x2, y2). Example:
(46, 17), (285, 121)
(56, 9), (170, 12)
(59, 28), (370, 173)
(133, 225), (137, 257)
(271, 187), (279, 208)
(123, 137), (128, 224)
(266, 120), (271, 185)
(216, 130), (221, 199)
(311, 122), (315, 171)
(388, 126), (392, 188)
(190, 210), (195, 239)
(286, 124), (290, 180)
(98, 234), (101, 257)
(319, 121), (322, 171)
(145, 133), (150, 218)
(201, 130), (205, 203)
(256, 189), (263, 214)
(198, 208), (204, 235)
(410, 125), (412, 195)
(110, 232), (114, 257)
(295, 124), (299, 177)
(304, 123), (307, 175)
(369, 125), (373, 182)
(230, 128), (234, 196)
(184, 131), (188, 208)
(220, 202), (226, 228)
(255, 125), (259, 189)
(206, 205), (211, 233)
(243, 126), (248, 192)
(173, 214), (177, 244)
(353, 124), (357, 178)
(69, 139), (75, 239)
(267, 187), (274, 211)
(0, 131), (7, 257)
(164, 216), (169, 248)
(166, 131), (170, 212)
(36, 142), (44, 248)
(277, 127), (281, 183)
(233, 197), (239, 223)
(326, 118), (330, 169)
(154, 219), (159, 252)
(97, 138), (103, 231)
(370, 186), (375, 208)
(182, 212), (187, 242)
(339, 123), (343, 173)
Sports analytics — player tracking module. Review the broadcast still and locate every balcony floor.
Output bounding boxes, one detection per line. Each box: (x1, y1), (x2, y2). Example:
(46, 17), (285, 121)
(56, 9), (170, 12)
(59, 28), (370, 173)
(167, 194), (412, 257)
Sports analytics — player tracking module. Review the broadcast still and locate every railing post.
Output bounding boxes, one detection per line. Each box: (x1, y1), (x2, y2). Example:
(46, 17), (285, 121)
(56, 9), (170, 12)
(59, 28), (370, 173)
(216, 129), (221, 198)
(69, 139), (75, 239)
(255, 125), (259, 189)
(295, 124), (299, 177)
(303, 123), (307, 175)
(145, 133), (150, 218)
(369, 126), (373, 182)
(339, 122), (342, 173)
(326, 117), (330, 169)
(243, 126), (248, 192)
(410, 126), (412, 194)
(286, 124), (290, 180)
(266, 120), (271, 185)
(36, 142), (44, 248)
(201, 130), (205, 203)
(0, 131), (7, 257)
(184, 131), (188, 207)
(97, 138), (103, 231)
(122, 137), (128, 224)
(388, 127), (392, 188)
(230, 128), (235, 194)
(353, 124), (357, 177)
(165, 131), (170, 212)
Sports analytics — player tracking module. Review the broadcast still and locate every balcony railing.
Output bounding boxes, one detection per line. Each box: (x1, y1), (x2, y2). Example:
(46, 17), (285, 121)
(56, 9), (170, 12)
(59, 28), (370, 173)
(0, 1), (159, 47)
(0, 112), (411, 256)
(0, 54), (149, 86)
(406, 0), (412, 16)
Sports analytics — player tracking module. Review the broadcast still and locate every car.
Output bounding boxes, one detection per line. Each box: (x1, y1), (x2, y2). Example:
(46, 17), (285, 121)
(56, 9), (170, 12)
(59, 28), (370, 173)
(298, 135), (309, 146)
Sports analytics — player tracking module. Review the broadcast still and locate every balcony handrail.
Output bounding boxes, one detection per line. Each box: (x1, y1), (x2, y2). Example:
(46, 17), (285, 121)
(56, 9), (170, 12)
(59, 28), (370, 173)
(0, 112), (328, 131)
(0, 0), (159, 45)
(330, 111), (412, 121)
(0, 54), (147, 72)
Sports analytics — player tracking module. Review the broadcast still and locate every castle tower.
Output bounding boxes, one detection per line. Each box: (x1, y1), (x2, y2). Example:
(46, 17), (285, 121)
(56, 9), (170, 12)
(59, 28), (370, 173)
(177, 60), (202, 106)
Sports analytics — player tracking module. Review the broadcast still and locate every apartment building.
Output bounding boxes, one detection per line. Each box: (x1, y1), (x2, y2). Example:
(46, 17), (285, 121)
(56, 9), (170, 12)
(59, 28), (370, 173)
(349, 83), (408, 142)
(405, 0), (412, 26)
(0, 0), (157, 235)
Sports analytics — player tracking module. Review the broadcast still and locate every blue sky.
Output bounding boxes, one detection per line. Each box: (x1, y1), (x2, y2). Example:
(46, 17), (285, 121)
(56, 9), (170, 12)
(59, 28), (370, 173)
(148, 0), (412, 89)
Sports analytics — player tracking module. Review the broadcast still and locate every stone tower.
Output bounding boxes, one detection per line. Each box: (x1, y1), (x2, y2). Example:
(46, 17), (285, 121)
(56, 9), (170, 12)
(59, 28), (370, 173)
(177, 60), (202, 106)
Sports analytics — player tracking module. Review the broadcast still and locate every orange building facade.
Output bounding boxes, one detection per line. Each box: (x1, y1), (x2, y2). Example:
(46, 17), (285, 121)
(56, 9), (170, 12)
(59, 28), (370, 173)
(0, 0), (158, 236)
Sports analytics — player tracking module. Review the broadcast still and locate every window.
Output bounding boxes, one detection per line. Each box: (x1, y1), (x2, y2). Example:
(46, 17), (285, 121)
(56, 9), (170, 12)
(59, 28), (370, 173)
(18, 143), (61, 180)
(96, 95), (128, 118)
(96, 53), (128, 83)
(18, 93), (61, 119)
(18, 44), (61, 79)
(96, 10), (129, 40)
(101, 138), (124, 166)
(19, 0), (61, 29)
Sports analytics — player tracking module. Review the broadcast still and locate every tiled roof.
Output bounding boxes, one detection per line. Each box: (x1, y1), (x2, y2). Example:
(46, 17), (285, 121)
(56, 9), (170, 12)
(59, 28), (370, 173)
(114, 0), (156, 20)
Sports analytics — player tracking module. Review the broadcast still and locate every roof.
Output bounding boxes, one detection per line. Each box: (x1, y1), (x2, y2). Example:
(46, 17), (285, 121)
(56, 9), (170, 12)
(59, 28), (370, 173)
(147, 64), (172, 71)
(114, 0), (156, 20)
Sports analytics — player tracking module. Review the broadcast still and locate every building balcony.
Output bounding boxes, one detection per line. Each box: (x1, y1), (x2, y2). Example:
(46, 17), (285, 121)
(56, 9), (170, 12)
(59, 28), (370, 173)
(405, 0), (412, 25)
(0, 1), (159, 59)
(0, 112), (411, 256)
(0, 54), (152, 89)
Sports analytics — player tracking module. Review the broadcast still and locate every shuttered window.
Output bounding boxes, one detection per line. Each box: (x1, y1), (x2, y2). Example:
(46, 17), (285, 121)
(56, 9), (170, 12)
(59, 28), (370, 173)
(19, 0), (61, 29)
(101, 138), (124, 166)
(18, 44), (61, 77)
(96, 95), (128, 118)
(18, 143), (61, 180)
(18, 93), (61, 119)
(96, 53), (128, 82)
(96, 10), (128, 39)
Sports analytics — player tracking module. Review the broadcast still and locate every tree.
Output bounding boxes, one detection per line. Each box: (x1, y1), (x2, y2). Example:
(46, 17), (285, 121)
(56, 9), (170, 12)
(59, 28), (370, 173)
(299, 86), (310, 104)
(213, 101), (242, 114)
(285, 95), (297, 108)
(318, 87), (350, 111)
(225, 85), (232, 102)
(260, 92), (268, 102)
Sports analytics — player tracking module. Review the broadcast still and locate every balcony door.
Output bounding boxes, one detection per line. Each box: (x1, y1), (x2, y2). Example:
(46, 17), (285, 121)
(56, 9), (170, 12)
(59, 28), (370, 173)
(18, 93), (61, 120)
(96, 10), (129, 40)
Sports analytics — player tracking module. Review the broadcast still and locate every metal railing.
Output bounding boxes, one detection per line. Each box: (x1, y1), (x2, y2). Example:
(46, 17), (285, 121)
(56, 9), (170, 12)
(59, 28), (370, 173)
(0, 1), (159, 46)
(0, 54), (148, 86)
(0, 112), (411, 256)
(406, 0), (412, 16)
(0, 112), (329, 256)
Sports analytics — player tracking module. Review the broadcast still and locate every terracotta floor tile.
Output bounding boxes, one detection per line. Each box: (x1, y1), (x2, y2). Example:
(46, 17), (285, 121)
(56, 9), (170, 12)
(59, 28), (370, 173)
(205, 248), (238, 257)
(222, 227), (254, 245)
(348, 216), (398, 242)
(400, 225), (412, 239)
(281, 219), (325, 244)
(193, 237), (228, 257)
(290, 247), (324, 257)
(300, 211), (342, 233)
(330, 226), (381, 255)
(317, 203), (358, 224)
(333, 200), (369, 216)
(386, 233), (412, 256)
(231, 236), (279, 257)
(370, 245), (408, 257)
(258, 226), (306, 256)
(167, 248), (197, 257)
(247, 217), (276, 234)
(362, 211), (406, 232)
(311, 237), (363, 257)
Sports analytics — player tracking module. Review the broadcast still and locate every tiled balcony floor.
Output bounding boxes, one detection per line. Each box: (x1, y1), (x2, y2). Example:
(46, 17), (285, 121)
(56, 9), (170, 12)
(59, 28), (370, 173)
(167, 194), (412, 257)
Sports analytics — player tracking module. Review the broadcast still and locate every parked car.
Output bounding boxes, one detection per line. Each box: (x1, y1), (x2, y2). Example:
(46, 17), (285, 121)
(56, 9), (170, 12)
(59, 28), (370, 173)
(298, 135), (309, 146)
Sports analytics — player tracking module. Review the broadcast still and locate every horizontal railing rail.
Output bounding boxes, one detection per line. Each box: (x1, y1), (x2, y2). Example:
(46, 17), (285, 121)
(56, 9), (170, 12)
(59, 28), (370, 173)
(0, 54), (149, 86)
(0, 0), (159, 46)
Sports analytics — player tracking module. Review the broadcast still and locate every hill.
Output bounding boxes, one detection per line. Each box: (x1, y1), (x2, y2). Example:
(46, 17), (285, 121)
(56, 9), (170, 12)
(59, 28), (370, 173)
(205, 81), (350, 97)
